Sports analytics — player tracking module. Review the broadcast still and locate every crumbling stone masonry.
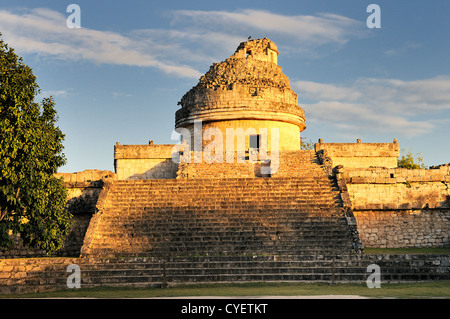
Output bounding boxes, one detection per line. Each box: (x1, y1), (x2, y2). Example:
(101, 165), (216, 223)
(338, 165), (450, 248)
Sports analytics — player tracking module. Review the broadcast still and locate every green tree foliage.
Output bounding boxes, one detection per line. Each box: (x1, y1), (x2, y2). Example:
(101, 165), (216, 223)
(0, 35), (72, 253)
(300, 138), (314, 150)
(397, 148), (425, 169)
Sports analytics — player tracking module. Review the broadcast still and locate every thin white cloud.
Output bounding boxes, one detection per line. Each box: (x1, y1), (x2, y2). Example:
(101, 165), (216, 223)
(130, 28), (244, 65)
(383, 42), (422, 56)
(0, 7), (366, 79)
(40, 90), (69, 97)
(0, 8), (202, 79)
(172, 9), (365, 47)
(294, 81), (362, 101)
(112, 92), (132, 99)
(293, 76), (450, 137)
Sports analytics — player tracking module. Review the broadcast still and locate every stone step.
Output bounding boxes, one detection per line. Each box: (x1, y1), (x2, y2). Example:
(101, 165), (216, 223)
(93, 227), (352, 236)
(85, 242), (354, 251)
(113, 184), (336, 191)
(110, 186), (341, 192)
(111, 182), (339, 188)
(113, 189), (337, 195)
(109, 202), (341, 206)
(109, 197), (342, 203)
(86, 249), (356, 259)
(107, 197), (342, 203)
(97, 219), (347, 226)
(110, 193), (341, 199)
(97, 219), (348, 227)
(103, 208), (343, 215)
(114, 180), (335, 188)
(2, 254), (449, 294)
(94, 227), (352, 236)
(105, 202), (343, 208)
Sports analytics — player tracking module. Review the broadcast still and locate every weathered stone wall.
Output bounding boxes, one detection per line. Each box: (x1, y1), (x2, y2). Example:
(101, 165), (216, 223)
(354, 210), (450, 248)
(175, 150), (319, 179)
(343, 167), (450, 210)
(177, 161), (257, 179)
(233, 37), (279, 64)
(116, 158), (178, 180)
(315, 141), (399, 168)
(55, 169), (115, 184)
(337, 166), (450, 248)
(175, 82), (303, 128)
(0, 234), (47, 259)
(114, 143), (178, 180)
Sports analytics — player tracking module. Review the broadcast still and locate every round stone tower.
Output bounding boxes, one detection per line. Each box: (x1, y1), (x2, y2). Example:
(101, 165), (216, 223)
(175, 38), (305, 153)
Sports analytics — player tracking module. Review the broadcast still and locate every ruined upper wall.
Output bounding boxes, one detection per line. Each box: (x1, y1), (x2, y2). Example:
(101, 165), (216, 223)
(114, 142), (176, 159)
(342, 166), (450, 210)
(332, 162), (450, 248)
(315, 140), (400, 168)
(55, 169), (115, 184)
(114, 143), (178, 180)
(232, 38), (279, 64)
(182, 38), (287, 95)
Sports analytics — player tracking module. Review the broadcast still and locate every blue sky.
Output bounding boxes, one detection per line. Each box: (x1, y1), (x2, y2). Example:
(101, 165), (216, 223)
(1, 0), (449, 172)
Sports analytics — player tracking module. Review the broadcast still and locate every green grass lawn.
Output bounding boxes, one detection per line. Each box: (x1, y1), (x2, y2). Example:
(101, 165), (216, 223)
(3, 281), (449, 299)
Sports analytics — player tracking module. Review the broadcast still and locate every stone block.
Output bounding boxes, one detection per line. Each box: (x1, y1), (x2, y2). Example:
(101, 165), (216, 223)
(430, 175), (444, 182)
(350, 177), (366, 184)
(384, 202), (398, 210)
(399, 202), (412, 210)
(396, 177), (406, 183)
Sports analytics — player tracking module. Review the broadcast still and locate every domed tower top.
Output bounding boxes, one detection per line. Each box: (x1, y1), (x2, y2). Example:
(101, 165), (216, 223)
(175, 38), (305, 151)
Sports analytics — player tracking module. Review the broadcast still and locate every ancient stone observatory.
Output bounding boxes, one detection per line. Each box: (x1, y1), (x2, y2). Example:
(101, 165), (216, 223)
(114, 38), (400, 180)
(175, 38), (305, 153)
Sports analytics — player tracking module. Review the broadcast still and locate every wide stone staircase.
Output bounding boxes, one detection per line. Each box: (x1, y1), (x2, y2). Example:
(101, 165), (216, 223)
(81, 151), (356, 258)
(82, 179), (352, 257)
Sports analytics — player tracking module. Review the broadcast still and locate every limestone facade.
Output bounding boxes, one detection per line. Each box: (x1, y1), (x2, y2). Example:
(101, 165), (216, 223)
(114, 143), (178, 180)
